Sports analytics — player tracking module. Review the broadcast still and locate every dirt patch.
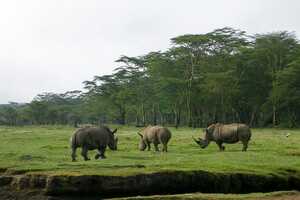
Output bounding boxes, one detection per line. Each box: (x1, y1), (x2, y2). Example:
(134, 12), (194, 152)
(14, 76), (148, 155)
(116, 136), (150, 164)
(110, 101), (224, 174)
(19, 154), (46, 161)
(109, 192), (300, 200)
(53, 193), (300, 200)
(255, 194), (300, 200)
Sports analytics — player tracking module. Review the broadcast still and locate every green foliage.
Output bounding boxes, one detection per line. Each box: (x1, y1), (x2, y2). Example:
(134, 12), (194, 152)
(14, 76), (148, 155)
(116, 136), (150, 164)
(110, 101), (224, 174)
(4, 28), (300, 127)
(0, 91), (84, 126)
(0, 103), (27, 125)
(274, 58), (300, 127)
(79, 28), (300, 127)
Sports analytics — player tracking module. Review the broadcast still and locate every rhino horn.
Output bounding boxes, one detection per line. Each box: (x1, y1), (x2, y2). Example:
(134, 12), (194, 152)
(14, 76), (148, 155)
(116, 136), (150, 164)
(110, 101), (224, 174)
(192, 136), (201, 145)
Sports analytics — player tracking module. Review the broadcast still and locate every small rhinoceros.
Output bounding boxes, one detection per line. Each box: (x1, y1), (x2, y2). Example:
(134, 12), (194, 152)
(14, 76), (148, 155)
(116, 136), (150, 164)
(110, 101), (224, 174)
(138, 125), (172, 152)
(193, 123), (251, 151)
(70, 126), (118, 161)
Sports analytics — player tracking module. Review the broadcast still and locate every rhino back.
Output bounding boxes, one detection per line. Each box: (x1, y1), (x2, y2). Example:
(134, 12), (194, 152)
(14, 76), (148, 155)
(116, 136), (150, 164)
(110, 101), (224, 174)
(143, 126), (158, 142)
(212, 123), (251, 143)
(143, 126), (171, 144)
(157, 127), (171, 144)
(212, 124), (239, 143)
(72, 127), (109, 148)
(87, 127), (110, 146)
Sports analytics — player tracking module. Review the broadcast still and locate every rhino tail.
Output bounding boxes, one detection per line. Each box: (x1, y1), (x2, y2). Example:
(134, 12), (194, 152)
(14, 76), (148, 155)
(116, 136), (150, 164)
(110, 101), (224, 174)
(248, 128), (252, 141)
(70, 133), (77, 148)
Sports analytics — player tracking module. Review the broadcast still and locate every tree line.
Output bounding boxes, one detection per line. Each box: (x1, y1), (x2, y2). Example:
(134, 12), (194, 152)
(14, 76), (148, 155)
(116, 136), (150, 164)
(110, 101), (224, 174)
(1, 27), (300, 127)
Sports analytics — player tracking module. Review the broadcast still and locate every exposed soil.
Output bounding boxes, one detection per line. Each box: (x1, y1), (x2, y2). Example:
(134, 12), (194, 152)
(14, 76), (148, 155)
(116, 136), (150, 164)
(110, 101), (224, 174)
(0, 170), (299, 199)
(111, 192), (300, 200)
(0, 186), (47, 200)
(258, 194), (300, 200)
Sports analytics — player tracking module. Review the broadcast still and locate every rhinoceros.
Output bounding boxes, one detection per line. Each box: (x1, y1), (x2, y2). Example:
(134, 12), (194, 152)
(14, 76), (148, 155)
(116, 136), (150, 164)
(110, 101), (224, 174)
(193, 123), (251, 151)
(138, 125), (172, 152)
(70, 126), (118, 161)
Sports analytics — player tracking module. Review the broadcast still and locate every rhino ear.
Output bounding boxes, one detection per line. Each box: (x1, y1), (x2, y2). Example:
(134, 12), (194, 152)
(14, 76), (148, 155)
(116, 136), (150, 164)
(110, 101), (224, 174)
(112, 128), (117, 134)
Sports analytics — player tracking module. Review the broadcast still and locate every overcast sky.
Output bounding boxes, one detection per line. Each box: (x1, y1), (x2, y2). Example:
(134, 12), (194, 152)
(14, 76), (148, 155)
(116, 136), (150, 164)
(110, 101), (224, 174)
(0, 0), (299, 104)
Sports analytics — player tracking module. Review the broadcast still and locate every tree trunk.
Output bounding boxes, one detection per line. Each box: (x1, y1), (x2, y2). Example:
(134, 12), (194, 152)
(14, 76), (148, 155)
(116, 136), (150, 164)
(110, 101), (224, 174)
(74, 120), (79, 128)
(141, 104), (146, 126)
(186, 53), (194, 127)
(174, 106), (181, 129)
(272, 104), (276, 127)
(158, 110), (165, 126)
(135, 114), (140, 127)
(249, 108), (257, 127)
(152, 104), (157, 125)
(186, 89), (192, 127)
(118, 105), (126, 125)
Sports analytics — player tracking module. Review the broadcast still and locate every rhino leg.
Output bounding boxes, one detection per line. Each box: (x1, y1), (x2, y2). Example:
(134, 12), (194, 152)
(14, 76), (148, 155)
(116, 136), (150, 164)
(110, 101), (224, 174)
(147, 142), (151, 151)
(71, 146), (77, 162)
(95, 154), (100, 159)
(96, 147), (106, 159)
(242, 141), (248, 151)
(162, 144), (168, 152)
(154, 143), (159, 152)
(81, 146), (90, 161)
(217, 142), (225, 151)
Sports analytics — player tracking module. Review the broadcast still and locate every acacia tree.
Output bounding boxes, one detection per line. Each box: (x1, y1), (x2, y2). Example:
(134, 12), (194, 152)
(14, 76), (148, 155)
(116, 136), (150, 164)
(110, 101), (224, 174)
(115, 55), (153, 126)
(145, 51), (187, 127)
(254, 32), (299, 126)
(0, 106), (18, 125)
(170, 27), (249, 126)
(274, 56), (300, 127)
(84, 73), (129, 125)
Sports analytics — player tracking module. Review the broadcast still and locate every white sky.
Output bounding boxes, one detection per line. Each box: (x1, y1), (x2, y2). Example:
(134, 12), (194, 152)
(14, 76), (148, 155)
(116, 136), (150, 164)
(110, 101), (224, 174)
(0, 0), (300, 104)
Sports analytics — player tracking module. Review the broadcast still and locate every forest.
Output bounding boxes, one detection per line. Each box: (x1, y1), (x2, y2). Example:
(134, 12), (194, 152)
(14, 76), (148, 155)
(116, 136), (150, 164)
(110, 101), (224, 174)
(1, 27), (300, 128)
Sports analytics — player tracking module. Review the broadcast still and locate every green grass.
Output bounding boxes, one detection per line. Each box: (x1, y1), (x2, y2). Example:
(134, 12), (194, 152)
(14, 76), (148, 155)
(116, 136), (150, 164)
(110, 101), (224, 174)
(0, 125), (299, 176)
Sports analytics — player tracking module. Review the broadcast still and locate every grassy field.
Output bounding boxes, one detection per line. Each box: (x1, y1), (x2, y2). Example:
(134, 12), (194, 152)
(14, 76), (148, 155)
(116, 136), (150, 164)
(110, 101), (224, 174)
(0, 125), (299, 176)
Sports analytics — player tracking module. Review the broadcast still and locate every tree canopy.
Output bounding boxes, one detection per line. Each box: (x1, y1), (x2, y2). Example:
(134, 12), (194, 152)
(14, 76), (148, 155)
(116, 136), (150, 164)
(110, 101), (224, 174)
(2, 28), (300, 128)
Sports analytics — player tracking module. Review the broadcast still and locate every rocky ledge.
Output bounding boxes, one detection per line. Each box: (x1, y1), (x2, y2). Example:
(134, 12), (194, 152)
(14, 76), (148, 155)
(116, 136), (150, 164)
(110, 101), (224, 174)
(0, 170), (300, 199)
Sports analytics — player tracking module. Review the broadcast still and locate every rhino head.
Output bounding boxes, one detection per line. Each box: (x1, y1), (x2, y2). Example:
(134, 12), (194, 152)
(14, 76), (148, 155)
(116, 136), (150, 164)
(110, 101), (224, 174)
(138, 132), (146, 151)
(193, 137), (209, 149)
(193, 128), (210, 149)
(108, 128), (118, 150)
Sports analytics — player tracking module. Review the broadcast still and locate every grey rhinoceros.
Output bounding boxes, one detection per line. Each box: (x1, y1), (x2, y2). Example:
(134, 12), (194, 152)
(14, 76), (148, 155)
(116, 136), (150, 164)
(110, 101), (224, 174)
(70, 126), (118, 161)
(193, 123), (251, 151)
(138, 125), (172, 152)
